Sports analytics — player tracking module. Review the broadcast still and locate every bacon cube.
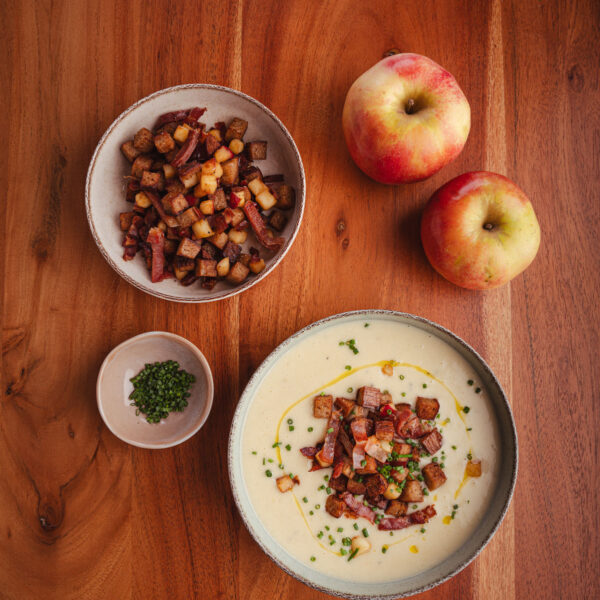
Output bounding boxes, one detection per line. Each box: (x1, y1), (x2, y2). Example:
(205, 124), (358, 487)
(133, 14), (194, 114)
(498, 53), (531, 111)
(356, 386), (381, 410)
(375, 419), (394, 442)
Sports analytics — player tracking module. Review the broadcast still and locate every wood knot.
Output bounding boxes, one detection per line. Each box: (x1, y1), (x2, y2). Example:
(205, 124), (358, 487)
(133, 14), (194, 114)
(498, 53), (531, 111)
(567, 64), (584, 92)
(38, 496), (63, 531)
(68, 424), (75, 439)
(336, 220), (346, 236)
(342, 238), (350, 250)
(383, 48), (401, 58)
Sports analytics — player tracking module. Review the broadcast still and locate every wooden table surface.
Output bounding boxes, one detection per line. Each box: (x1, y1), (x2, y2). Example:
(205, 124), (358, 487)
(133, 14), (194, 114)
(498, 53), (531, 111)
(2, 1), (598, 599)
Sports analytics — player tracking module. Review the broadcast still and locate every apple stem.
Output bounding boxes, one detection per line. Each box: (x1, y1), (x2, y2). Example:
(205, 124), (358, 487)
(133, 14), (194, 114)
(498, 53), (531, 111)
(483, 223), (494, 231)
(405, 98), (416, 114)
(383, 48), (401, 58)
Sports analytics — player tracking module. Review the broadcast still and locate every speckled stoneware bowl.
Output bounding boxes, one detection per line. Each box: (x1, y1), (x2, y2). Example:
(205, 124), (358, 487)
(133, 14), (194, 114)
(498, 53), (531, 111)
(228, 310), (517, 599)
(97, 331), (213, 449)
(86, 84), (305, 303)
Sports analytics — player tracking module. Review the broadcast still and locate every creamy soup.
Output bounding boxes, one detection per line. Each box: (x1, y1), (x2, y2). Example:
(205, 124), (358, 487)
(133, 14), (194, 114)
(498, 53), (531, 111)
(241, 319), (500, 582)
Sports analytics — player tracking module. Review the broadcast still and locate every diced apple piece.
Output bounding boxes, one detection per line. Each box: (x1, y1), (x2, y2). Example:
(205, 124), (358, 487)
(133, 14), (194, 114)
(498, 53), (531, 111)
(248, 178), (267, 196)
(249, 258), (266, 274)
(199, 199), (214, 215)
(191, 219), (214, 239)
(216, 257), (230, 277)
(229, 138), (244, 155)
(214, 146), (234, 163)
(207, 231), (228, 249)
(228, 229), (247, 244)
(276, 475), (294, 493)
(173, 125), (190, 144)
(256, 190), (277, 210)
(134, 192), (152, 209)
(202, 158), (218, 175)
(174, 267), (187, 280)
(195, 174), (218, 197)
(163, 163), (176, 179)
(230, 189), (246, 208)
(180, 171), (199, 189)
(208, 128), (222, 142)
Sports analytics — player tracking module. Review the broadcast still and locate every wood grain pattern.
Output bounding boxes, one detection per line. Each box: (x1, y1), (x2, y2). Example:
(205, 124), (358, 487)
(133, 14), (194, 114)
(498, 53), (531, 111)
(1, 1), (598, 599)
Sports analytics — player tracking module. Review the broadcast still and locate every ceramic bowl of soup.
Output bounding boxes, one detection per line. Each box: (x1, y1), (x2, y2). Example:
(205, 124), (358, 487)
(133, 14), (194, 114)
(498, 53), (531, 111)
(228, 310), (517, 598)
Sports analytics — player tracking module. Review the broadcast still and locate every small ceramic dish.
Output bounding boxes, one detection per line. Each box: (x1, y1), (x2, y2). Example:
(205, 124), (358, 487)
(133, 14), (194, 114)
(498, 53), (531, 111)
(97, 331), (213, 449)
(228, 310), (517, 598)
(86, 84), (305, 303)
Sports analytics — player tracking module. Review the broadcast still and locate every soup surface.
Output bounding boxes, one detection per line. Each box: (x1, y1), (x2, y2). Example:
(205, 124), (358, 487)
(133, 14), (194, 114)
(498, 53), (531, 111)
(241, 318), (500, 582)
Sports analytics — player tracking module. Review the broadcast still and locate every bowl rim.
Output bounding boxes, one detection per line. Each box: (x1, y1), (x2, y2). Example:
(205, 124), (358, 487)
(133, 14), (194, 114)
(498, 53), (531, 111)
(96, 330), (214, 449)
(85, 83), (306, 303)
(227, 309), (518, 599)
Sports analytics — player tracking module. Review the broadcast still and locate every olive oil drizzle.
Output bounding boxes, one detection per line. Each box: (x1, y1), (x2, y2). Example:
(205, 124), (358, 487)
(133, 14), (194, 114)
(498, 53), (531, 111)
(272, 359), (475, 555)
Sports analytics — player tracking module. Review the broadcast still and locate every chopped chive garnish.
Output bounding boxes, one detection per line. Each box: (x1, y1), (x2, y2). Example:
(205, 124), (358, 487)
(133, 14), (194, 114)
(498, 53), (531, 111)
(310, 556), (316, 562)
(289, 425), (295, 431)
(345, 365), (352, 371)
(420, 527), (425, 533)
(463, 406), (471, 413)
(364, 323), (369, 327)
(272, 442), (281, 448)
(347, 548), (359, 561)
(265, 470), (272, 477)
(347, 387), (353, 393)
(309, 510), (314, 515)
(327, 427), (334, 433)
(362, 528), (369, 537)
(353, 523), (359, 530)
(422, 383), (427, 388)
(326, 487), (332, 494)
(467, 379), (474, 386)
(325, 525), (330, 531)
(337, 527), (343, 532)
(382, 545), (388, 554)
(252, 451), (257, 455)
(285, 444), (291, 451)
(315, 504), (320, 509)
(475, 387), (481, 394)
(308, 427), (313, 432)
(452, 445), (457, 450)
(467, 427), (472, 431)
(340, 548), (347, 556)
(287, 418), (293, 424)
(302, 497), (308, 503)
(317, 531), (323, 538)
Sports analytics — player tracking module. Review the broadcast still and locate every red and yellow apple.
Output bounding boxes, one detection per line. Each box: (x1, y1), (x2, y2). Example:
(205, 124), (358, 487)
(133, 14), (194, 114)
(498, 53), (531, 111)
(342, 53), (470, 184)
(421, 172), (541, 290)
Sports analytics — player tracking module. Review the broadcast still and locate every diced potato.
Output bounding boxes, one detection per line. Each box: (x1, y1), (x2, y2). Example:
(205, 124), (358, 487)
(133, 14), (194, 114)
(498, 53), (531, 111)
(208, 232), (229, 249)
(249, 258), (266, 274)
(157, 220), (167, 232)
(229, 138), (244, 154)
(134, 192), (152, 209)
(466, 459), (482, 477)
(191, 219), (214, 239)
(163, 163), (176, 179)
(214, 162), (223, 178)
(173, 125), (190, 144)
(208, 128), (222, 142)
(248, 178), (267, 196)
(383, 482), (402, 500)
(228, 229), (247, 244)
(255, 190), (277, 210)
(199, 199), (214, 215)
(230, 208), (245, 227)
(221, 157), (239, 186)
(351, 536), (371, 557)
(214, 146), (234, 163)
(216, 257), (230, 277)
(276, 475), (294, 493)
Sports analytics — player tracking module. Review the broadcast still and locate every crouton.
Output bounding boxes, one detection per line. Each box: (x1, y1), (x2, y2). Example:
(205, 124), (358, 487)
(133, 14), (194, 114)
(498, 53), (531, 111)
(385, 500), (408, 518)
(196, 259), (217, 278)
(329, 475), (347, 493)
(391, 467), (408, 484)
(399, 480), (424, 503)
(221, 157), (239, 186)
(204, 134), (221, 156)
(133, 127), (155, 153)
(268, 210), (288, 232)
(276, 184), (295, 210)
(176, 238), (200, 259)
(375, 419), (395, 442)
(356, 386), (381, 410)
(416, 397), (440, 421)
(131, 155), (153, 178)
(140, 170), (164, 191)
(421, 429), (443, 455)
(365, 473), (387, 497)
(226, 261), (249, 284)
(313, 394), (333, 418)
(346, 477), (366, 495)
(162, 192), (188, 216)
(154, 131), (176, 154)
(210, 188), (228, 211)
(245, 141), (267, 160)
(466, 459), (482, 477)
(225, 117), (248, 141)
(276, 475), (294, 493)
(422, 463), (447, 491)
(121, 141), (141, 162)
(119, 212), (134, 231)
(325, 494), (345, 518)
(355, 455), (377, 475)
(177, 207), (200, 227)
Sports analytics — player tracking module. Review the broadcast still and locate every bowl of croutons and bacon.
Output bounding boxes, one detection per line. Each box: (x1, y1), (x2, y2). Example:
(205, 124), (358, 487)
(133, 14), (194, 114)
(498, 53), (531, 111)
(86, 84), (305, 302)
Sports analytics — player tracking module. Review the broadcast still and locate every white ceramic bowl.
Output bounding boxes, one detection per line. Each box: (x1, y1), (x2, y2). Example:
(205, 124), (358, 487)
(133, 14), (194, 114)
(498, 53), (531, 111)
(86, 84), (305, 302)
(228, 310), (517, 598)
(97, 331), (213, 448)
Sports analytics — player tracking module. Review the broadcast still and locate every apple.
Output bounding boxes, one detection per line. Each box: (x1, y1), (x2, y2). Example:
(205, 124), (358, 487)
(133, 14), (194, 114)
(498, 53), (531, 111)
(342, 53), (470, 184)
(420, 171), (541, 290)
